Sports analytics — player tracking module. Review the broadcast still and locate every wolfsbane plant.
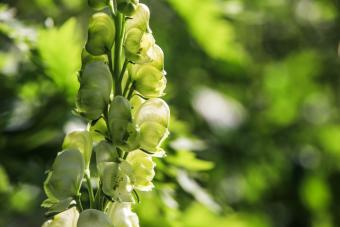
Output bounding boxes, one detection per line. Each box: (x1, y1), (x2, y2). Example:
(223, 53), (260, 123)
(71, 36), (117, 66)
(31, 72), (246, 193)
(41, 0), (169, 226)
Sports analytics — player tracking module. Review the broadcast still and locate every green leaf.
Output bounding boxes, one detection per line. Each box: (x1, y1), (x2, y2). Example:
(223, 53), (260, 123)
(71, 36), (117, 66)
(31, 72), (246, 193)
(167, 0), (248, 65)
(37, 18), (82, 100)
(167, 150), (214, 171)
(0, 165), (10, 193)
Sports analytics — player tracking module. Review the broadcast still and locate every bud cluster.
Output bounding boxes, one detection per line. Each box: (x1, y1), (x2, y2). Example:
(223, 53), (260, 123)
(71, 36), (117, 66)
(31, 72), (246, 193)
(41, 1), (169, 226)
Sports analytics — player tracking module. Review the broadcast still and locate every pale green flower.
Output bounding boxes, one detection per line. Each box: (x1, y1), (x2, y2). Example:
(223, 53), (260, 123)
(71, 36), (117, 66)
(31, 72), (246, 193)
(78, 209), (112, 227)
(86, 12), (115, 56)
(63, 131), (92, 171)
(106, 202), (139, 227)
(43, 149), (84, 203)
(125, 3), (150, 32)
(42, 207), (79, 227)
(76, 61), (113, 120)
(124, 31), (155, 64)
(132, 64), (166, 98)
(130, 95), (145, 116)
(134, 98), (170, 156)
(126, 149), (155, 191)
(134, 98), (170, 127)
(108, 96), (132, 145)
(100, 162), (134, 202)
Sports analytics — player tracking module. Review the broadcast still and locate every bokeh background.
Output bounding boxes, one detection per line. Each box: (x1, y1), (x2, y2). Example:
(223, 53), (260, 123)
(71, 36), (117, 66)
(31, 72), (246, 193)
(0, 0), (340, 226)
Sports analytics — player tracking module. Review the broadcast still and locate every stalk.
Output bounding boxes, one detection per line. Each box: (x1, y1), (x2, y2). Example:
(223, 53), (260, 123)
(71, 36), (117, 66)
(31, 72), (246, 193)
(85, 173), (95, 209)
(113, 13), (124, 95)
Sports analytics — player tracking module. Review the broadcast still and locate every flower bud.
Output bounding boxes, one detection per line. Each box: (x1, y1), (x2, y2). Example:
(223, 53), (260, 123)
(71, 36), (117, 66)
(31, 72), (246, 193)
(42, 207), (79, 227)
(135, 98), (170, 127)
(44, 149), (85, 201)
(76, 61), (113, 120)
(106, 202), (139, 227)
(132, 64), (166, 98)
(86, 12), (115, 56)
(63, 131), (93, 171)
(126, 3), (150, 32)
(88, 0), (109, 10)
(126, 149), (155, 191)
(77, 209), (112, 227)
(117, 0), (139, 16)
(108, 96), (132, 144)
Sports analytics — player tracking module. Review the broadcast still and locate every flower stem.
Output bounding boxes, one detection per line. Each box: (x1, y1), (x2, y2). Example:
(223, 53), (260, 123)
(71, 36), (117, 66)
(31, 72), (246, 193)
(119, 59), (129, 86)
(127, 81), (135, 100)
(76, 194), (83, 212)
(85, 173), (95, 209)
(113, 13), (124, 95)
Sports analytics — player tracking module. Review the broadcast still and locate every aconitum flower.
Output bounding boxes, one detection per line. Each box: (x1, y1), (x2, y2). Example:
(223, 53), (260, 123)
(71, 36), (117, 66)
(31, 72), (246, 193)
(126, 149), (155, 191)
(42, 207), (79, 227)
(106, 202), (139, 227)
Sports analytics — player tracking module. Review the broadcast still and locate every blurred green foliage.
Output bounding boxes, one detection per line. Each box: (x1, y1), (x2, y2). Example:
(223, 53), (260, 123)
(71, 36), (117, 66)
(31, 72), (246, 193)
(0, 0), (339, 226)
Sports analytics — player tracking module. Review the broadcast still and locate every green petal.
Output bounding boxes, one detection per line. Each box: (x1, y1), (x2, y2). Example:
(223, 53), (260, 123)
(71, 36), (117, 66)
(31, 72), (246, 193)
(108, 96), (132, 144)
(126, 150), (155, 191)
(139, 122), (169, 153)
(134, 65), (166, 98)
(100, 162), (134, 202)
(76, 61), (113, 120)
(63, 131), (93, 170)
(125, 3), (150, 31)
(106, 202), (140, 227)
(43, 197), (74, 216)
(134, 98), (170, 127)
(81, 49), (108, 68)
(124, 30), (155, 63)
(42, 207), (79, 227)
(130, 95), (145, 116)
(95, 141), (117, 163)
(148, 44), (164, 70)
(44, 149), (85, 201)
(100, 162), (119, 197)
(86, 12), (115, 56)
